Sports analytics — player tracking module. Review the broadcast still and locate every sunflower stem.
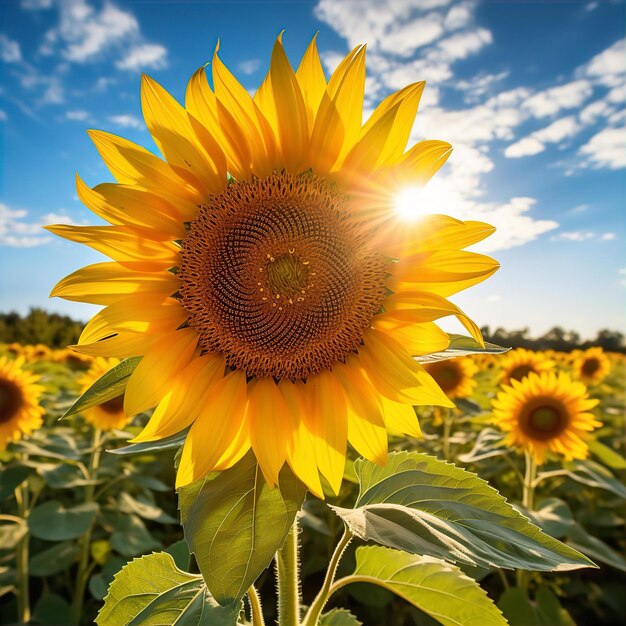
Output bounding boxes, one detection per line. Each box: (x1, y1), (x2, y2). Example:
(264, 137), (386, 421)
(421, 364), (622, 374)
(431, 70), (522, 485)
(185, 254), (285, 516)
(302, 528), (353, 626)
(442, 409), (453, 460)
(71, 427), (103, 624)
(275, 519), (301, 626)
(247, 585), (266, 626)
(15, 472), (30, 625)
(516, 450), (538, 590)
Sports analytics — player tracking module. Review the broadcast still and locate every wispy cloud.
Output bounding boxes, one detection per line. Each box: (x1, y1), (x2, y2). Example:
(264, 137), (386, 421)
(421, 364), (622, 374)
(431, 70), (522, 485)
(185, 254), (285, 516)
(238, 59), (261, 75)
(107, 113), (144, 130)
(65, 109), (90, 121)
(0, 203), (72, 248)
(115, 44), (168, 72)
(551, 230), (618, 242)
(0, 34), (22, 63)
(505, 116), (580, 158)
(578, 128), (626, 170)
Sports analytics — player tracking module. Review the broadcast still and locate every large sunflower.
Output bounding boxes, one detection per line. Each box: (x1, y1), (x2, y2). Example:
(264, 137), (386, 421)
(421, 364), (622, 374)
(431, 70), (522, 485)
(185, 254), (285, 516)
(492, 371), (600, 464)
(498, 348), (554, 385)
(423, 357), (478, 400)
(571, 347), (611, 385)
(0, 356), (45, 451)
(48, 36), (498, 496)
(77, 357), (128, 431)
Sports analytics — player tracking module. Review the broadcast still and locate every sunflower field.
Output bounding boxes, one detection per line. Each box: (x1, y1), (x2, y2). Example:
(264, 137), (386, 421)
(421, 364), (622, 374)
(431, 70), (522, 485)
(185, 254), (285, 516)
(1, 342), (624, 626)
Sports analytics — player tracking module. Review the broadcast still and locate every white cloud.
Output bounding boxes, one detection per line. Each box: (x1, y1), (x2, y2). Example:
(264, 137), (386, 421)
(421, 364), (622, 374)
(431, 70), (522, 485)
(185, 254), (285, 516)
(444, 2), (473, 30)
(20, 0), (53, 8)
(551, 231), (596, 242)
(379, 14), (444, 57)
(238, 59), (261, 75)
(65, 109), (90, 121)
(455, 70), (509, 103)
(108, 114), (144, 129)
(0, 34), (22, 63)
(602, 233), (616, 241)
(523, 80), (593, 118)
(436, 28), (492, 62)
(116, 44), (168, 71)
(0, 203), (72, 248)
(581, 38), (625, 88)
(505, 116), (580, 158)
(579, 127), (626, 170)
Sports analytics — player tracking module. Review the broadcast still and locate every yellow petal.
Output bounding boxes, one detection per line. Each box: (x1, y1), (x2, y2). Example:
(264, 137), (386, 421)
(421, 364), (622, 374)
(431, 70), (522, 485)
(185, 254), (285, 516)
(76, 175), (188, 235)
(380, 396), (423, 438)
(88, 129), (203, 206)
(247, 378), (292, 487)
(50, 262), (179, 305)
(79, 294), (187, 345)
(133, 353), (225, 442)
(308, 90), (345, 175)
(124, 328), (198, 416)
(71, 332), (157, 359)
(267, 35), (309, 172)
(373, 318), (450, 357)
(278, 379), (324, 498)
(394, 139), (453, 186)
(141, 74), (226, 196)
(303, 370), (348, 495)
(382, 290), (483, 345)
(175, 370), (248, 487)
(295, 33), (326, 132)
(45, 224), (179, 270)
(334, 361), (388, 465)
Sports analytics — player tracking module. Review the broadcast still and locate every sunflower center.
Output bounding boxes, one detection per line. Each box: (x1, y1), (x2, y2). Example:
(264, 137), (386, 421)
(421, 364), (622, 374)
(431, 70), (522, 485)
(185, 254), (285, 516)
(179, 171), (389, 381)
(99, 395), (125, 415)
(509, 364), (534, 381)
(429, 362), (462, 393)
(0, 378), (24, 424)
(582, 358), (600, 376)
(522, 402), (567, 440)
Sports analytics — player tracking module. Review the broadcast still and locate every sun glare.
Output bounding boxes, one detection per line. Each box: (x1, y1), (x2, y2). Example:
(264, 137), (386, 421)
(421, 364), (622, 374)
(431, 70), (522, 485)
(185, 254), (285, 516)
(393, 179), (461, 222)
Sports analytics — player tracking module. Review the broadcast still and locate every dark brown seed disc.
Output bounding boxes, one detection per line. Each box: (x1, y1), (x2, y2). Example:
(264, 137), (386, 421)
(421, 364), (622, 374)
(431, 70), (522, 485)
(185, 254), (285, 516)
(179, 171), (389, 381)
(0, 378), (24, 424)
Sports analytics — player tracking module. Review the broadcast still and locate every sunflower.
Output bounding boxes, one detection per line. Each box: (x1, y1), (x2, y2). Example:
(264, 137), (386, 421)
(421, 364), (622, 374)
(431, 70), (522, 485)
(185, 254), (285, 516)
(492, 371), (600, 464)
(0, 356), (45, 451)
(571, 347), (611, 385)
(77, 357), (128, 431)
(53, 348), (93, 370)
(48, 35), (498, 497)
(2, 343), (24, 358)
(498, 348), (554, 385)
(23, 344), (53, 362)
(423, 357), (478, 400)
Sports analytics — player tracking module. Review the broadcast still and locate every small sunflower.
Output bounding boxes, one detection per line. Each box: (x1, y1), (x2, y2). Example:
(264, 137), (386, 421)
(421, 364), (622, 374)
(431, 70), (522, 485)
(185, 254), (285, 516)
(23, 344), (53, 362)
(498, 348), (554, 385)
(572, 347), (611, 385)
(53, 348), (93, 370)
(0, 356), (45, 451)
(77, 357), (128, 431)
(424, 357), (478, 400)
(2, 343), (24, 358)
(492, 371), (600, 464)
(48, 35), (498, 496)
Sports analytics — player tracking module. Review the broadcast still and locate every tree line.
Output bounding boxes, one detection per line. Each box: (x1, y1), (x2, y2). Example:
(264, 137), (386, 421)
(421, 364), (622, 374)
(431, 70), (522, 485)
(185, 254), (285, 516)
(0, 308), (623, 353)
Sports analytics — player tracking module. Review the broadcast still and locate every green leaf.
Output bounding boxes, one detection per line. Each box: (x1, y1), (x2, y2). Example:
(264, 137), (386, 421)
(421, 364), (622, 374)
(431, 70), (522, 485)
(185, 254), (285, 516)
(30, 541), (80, 576)
(332, 452), (593, 571)
(108, 428), (188, 455)
(96, 552), (240, 626)
(415, 334), (508, 364)
(118, 492), (178, 524)
(560, 459), (626, 498)
(109, 514), (159, 557)
(498, 587), (575, 626)
(178, 450), (306, 605)
(457, 428), (509, 464)
(567, 523), (626, 572)
(320, 608), (363, 625)
(519, 498), (575, 539)
(62, 356), (141, 419)
(89, 557), (126, 601)
(0, 464), (35, 499)
(346, 545), (506, 626)
(165, 539), (191, 572)
(0, 520), (28, 549)
(28, 501), (98, 541)
(588, 439), (626, 470)
(38, 463), (96, 489)
(32, 592), (75, 626)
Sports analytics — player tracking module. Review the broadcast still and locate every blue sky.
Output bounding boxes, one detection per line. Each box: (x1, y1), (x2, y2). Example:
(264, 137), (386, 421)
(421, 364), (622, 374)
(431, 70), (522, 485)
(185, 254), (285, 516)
(0, 0), (624, 339)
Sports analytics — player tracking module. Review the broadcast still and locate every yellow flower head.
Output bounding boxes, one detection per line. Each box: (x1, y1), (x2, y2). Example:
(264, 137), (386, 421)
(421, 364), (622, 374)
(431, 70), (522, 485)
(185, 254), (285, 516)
(77, 357), (128, 431)
(23, 344), (53, 362)
(2, 343), (24, 358)
(571, 347), (611, 385)
(53, 348), (93, 370)
(0, 356), (45, 451)
(424, 357), (478, 400)
(48, 35), (498, 497)
(498, 348), (554, 385)
(492, 371), (600, 464)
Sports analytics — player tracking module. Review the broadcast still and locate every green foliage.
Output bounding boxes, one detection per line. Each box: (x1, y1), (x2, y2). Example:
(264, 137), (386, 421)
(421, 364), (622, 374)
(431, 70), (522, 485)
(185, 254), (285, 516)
(320, 608), (362, 625)
(415, 333), (508, 364)
(96, 552), (240, 626)
(178, 451), (306, 606)
(0, 308), (84, 347)
(498, 587), (575, 626)
(332, 451), (594, 571)
(348, 545), (507, 626)
(62, 357), (141, 418)
(28, 501), (99, 541)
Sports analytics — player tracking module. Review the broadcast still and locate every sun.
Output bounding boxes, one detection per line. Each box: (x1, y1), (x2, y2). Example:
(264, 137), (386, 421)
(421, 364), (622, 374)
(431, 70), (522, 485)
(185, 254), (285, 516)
(393, 178), (457, 222)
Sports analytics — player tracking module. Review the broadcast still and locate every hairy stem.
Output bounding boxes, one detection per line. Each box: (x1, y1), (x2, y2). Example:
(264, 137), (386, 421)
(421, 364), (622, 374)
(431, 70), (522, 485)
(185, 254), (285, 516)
(247, 585), (266, 626)
(71, 428), (103, 624)
(15, 478), (30, 625)
(276, 520), (301, 626)
(517, 450), (538, 590)
(302, 528), (353, 626)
